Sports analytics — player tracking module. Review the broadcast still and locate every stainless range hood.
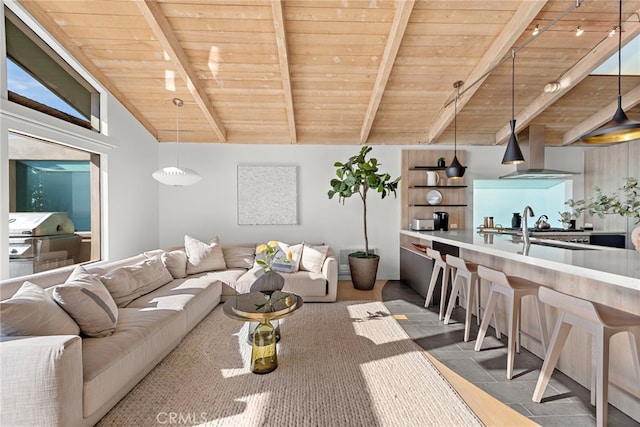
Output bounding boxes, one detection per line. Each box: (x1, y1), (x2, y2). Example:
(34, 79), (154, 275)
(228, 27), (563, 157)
(500, 125), (578, 179)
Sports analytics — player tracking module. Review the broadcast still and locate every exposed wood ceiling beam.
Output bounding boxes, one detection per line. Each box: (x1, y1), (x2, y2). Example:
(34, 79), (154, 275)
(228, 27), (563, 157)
(271, 0), (296, 144)
(426, 0), (548, 144)
(563, 84), (640, 145)
(136, 0), (227, 142)
(359, 0), (415, 145)
(17, 0), (159, 139)
(495, 7), (640, 145)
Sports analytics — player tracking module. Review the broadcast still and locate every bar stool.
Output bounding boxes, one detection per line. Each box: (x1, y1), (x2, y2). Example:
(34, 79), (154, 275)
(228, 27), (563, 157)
(443, 254), (481, 342)
(532, 287), (640, 427)
(474, 265), (549, 379)
(424, 248), (453, 321)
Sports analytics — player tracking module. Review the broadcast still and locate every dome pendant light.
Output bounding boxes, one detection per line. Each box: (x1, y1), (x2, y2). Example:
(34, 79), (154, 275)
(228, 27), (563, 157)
(502, 50), (525, 165)
(580, 0), (640, 144)
(152, 98), (202, 186)
(446, 80), (466, 179)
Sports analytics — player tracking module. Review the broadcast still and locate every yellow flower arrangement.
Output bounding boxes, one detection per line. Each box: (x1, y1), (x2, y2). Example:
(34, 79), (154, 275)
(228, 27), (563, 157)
(256, 241), (292, 272)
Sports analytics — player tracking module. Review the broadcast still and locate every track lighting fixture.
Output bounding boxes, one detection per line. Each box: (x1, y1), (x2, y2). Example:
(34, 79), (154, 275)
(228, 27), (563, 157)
(575, 26), (584, 36)
(532, 25), (540, 36)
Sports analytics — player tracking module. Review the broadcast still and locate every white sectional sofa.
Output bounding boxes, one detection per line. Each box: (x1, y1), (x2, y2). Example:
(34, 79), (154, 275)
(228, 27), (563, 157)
(0, 240), (337, 427)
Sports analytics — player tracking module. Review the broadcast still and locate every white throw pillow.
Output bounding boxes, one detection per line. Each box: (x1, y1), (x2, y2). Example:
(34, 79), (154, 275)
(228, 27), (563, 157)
(101, 256), (173, 307)
(222, 245), (256, 269)
(271, 242), (303, 274)
(0, 281), (80, 337)
(161, 249), (188, 278)
(185, 235), (226, 274)
(300, 244), (330, 273)
(53, 266), (119, 338)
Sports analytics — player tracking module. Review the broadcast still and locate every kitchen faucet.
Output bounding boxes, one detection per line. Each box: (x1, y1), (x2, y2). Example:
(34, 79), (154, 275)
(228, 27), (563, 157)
(522, 206), (535, 247)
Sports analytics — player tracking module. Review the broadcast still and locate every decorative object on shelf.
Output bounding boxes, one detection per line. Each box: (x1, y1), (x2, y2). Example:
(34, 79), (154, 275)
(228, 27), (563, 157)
(567, 177), (639, 250)
(437, 157), (446, 168)
(502, 50), (525, 165)
(328, 146), (401, 290)
(446, 80), (466, 179)
(426, 190), (442, 205)
(558, 211), (577, 230)
(580, 0), (640, 144)
(152, 98), (202, 186)
(426, 171), (440, 186)
(511, 212), (522, 228)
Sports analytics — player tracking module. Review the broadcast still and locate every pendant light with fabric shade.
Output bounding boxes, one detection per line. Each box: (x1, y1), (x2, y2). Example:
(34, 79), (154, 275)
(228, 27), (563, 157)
(446, 80), (466, 179)
(502, 50), (525, 165)
(152, 98), (202, 186)
(580, 0), (640, 144)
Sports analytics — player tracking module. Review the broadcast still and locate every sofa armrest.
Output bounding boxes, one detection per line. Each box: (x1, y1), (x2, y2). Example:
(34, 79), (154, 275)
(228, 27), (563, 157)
(1, 335), (84, 427)
(321, 251), (338, 302)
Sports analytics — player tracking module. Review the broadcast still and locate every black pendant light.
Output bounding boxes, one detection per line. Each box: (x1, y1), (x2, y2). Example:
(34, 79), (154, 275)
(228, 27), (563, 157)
(502, 50), (525, 165)
(580, 0), (640, 144)
(446, 80), (466, 179)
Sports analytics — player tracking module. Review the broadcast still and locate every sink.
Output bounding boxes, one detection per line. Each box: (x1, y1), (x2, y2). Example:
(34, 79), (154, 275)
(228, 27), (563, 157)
(529, 239), (601, 251)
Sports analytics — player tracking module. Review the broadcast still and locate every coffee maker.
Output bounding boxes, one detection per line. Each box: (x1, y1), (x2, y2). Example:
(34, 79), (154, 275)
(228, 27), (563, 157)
(433, 212), (449, 231)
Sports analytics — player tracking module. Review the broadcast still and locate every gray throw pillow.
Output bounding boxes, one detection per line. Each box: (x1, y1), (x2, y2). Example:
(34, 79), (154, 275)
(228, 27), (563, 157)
(161, 249), (188, 278)
(0, 281), (80, 337)
(222, 245), (256, 269)
(53, 265), (119, 337)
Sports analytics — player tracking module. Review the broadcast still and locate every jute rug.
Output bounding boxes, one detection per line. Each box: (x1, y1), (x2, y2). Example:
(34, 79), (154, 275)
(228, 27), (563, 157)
(97, 301), (483, 426)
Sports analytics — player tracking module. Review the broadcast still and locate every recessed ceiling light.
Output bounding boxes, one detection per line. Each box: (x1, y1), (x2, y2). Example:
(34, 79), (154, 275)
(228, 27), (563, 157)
(609, 26), (617, 37)
(575, 26), (584, 37)
(532, 25), (540, 36)
(544, 81), (561, 93)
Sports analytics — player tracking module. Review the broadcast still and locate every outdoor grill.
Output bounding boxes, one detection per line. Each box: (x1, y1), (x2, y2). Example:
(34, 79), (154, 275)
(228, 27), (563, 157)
(8, 212), (82, 278)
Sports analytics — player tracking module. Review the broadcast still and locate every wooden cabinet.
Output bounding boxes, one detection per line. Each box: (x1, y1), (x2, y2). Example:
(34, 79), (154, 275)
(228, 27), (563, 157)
(401, 149), (467, 231)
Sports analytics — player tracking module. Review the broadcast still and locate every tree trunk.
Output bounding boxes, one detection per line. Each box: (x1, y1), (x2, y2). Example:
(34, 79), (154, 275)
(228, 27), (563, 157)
(362, 187), (369, 255)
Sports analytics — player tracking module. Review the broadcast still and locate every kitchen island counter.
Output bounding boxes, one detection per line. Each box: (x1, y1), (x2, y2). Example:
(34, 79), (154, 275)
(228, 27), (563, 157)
(400, 229), (639, 291)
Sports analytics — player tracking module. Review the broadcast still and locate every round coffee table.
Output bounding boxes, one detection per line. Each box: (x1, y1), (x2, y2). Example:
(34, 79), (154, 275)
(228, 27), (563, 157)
(223, 290), (303, 374)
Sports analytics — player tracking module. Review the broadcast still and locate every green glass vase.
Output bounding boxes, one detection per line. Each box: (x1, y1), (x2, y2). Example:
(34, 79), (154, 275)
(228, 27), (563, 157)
(251, 320), (277, 374)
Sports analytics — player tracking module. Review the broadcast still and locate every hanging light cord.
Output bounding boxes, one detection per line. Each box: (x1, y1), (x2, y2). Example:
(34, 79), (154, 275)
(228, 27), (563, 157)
(511, 49), (516, 121)
(617, 0), (622, 100)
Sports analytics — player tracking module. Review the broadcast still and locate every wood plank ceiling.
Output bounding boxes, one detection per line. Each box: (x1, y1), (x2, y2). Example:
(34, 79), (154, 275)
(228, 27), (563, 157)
(15, 0), (640, 146)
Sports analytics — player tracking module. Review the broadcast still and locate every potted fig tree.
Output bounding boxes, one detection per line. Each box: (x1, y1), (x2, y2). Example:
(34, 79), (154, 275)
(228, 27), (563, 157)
(328, 146), (401, 290)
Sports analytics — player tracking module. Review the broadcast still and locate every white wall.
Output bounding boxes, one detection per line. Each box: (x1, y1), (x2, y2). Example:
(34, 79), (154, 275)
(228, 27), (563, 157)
(157, 144), (587, 280)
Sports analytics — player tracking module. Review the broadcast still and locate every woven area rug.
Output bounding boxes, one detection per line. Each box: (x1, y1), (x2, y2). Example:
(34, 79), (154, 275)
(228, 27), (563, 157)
(97, 301), (483, 426)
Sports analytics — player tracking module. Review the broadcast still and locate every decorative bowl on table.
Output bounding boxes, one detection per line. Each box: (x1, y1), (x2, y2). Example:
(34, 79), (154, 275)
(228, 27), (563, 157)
(426, 190), (442, 205)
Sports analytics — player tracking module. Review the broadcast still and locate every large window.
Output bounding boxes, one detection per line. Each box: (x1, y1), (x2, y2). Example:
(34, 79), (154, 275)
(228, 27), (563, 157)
(4, 8), (100, 130)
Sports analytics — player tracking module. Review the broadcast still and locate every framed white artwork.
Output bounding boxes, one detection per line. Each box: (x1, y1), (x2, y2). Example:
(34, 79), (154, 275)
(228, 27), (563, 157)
(237, 165), (298, 225)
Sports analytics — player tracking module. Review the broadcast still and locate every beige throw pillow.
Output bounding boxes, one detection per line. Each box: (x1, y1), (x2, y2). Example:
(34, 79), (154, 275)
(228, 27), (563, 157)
(53, 266), (119, 338)
(222, 246), (256, 269)
(101, 256), (173, 307)
(161, 249), (188, 278)
(300, 244), (330, 273)
(0, 281), (80, 337)
(185, 235), (226, 274)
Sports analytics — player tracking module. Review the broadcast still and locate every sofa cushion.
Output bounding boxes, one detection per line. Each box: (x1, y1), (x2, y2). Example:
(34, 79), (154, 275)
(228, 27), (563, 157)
(300, 244), (330, 273)
(161, 249), (188, 279)
(100, 256), (173, 307)
(281, 271), (329, 297)
(52, 266), (119, 337)
(82, 307), (185, 417)
(185, 235), (226, 274)
(0, 281), (80, 337)
(222, 245), (255, 269)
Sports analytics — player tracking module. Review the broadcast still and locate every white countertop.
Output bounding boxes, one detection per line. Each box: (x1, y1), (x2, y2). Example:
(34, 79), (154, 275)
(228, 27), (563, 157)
(400, 229), (640, 291)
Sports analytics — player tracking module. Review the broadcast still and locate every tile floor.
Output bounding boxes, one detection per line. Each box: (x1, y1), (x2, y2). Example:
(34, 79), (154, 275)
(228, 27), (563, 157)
(381, 280), (640, 427)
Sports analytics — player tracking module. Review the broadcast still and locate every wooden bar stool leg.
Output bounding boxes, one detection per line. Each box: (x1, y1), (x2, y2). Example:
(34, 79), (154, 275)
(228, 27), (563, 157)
(507, 291), (518, 379)
(475, 285), (499, 351)
(535, 297), (549, 353)
(424, 262), (440, 309)
(444, 273), (461, 325)
(594, 327), (610, 427)
(438, 265), (451, 321)
(533, 313), (573, 402)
